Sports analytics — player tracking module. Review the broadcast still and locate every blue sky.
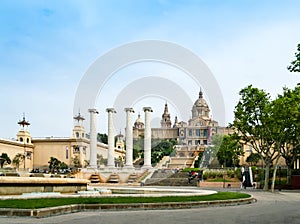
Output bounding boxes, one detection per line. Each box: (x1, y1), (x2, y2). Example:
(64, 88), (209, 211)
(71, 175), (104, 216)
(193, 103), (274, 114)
(1, 0), (300, 138)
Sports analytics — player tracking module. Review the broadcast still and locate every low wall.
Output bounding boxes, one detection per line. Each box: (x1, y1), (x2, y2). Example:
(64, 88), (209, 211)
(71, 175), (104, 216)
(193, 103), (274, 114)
(198, 181), (241, 188)
(0, 177), (88, 195)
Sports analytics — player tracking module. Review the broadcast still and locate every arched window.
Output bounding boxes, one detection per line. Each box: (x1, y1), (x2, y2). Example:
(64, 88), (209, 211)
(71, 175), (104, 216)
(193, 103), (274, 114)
(20, 137), (23, 142)
(26, 138), (29, 143)
(76, 132), (79, 138)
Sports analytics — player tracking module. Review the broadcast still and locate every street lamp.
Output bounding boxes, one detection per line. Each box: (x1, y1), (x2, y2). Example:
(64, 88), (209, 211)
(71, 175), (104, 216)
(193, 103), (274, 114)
(279, 166), (282, 191)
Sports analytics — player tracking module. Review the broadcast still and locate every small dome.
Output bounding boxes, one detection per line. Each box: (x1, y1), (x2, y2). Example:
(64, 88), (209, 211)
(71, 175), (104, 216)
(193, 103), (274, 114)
(134, 114), (144, 129)
(193, 90), (209, 108)
(135, 114), (144, 124)
(192, 89), (210, 118)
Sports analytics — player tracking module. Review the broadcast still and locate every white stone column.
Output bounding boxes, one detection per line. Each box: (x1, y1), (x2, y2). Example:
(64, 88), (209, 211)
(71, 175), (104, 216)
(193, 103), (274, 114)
(143, 107), (153, 169)
(106, 108), (116, 168)
(88, 108), (98, 168)
(124, 108), (135, 168)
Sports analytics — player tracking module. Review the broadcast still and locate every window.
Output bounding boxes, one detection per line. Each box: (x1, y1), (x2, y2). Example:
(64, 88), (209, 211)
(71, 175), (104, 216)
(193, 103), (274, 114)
(204, 140), (207, 145)
(188, 140), (192, 145)
(76, 132), (79, 138)
(189, 129), (193, 136)
(195, 140), (201, 145)
(196, 129), (200, 136)
(26, 138), (29, 143)
(203, 129), (208, 137)
(66, 147), (69, 159)
(73, 145), (80, 154)
(20, 137), (23, 142)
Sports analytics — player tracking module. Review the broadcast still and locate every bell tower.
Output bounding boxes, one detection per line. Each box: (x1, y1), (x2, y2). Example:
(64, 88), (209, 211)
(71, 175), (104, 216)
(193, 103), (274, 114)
(161, 102), (172, 128)
(72, 112), (85, 139)
(17, 114), (31, 144)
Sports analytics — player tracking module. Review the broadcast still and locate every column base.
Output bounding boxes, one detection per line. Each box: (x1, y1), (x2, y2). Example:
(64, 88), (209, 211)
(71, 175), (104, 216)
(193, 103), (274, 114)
(142, 165), (152, 170)
(123, 165), (135, 171)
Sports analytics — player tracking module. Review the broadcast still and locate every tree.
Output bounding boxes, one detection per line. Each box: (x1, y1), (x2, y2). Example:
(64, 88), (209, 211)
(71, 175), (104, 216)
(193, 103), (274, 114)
(246, 153), (261, 166)
(216, 134), (244, 167)
(288, 43), (300, 72)
(97, 133), (108, 144)
(231, 85), (278, 191)
(72, 155), (82, 169)
(151, 139), (176, 164)
(12, 153), (25, 169)
(48, 157), (61, 173)
(0, 153), (11, 168)
(272, 84), (300, 185)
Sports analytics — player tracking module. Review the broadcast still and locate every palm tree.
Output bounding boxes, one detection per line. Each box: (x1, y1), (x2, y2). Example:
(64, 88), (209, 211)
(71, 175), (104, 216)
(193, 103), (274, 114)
(0, 153), (11, 168)
(13, 153), (25, 170)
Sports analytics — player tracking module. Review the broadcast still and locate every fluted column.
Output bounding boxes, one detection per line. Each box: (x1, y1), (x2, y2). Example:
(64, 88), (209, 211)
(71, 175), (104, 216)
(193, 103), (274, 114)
(106, 108), (116, 168)
(124, 108), (135, 168)
(88, 108), (98, 168)
(143, 107), (153, 169)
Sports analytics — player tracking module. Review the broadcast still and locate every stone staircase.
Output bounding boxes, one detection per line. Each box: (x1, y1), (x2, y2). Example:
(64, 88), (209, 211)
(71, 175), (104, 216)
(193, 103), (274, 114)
(168, 157), (195, 169)
(127, 173), (139, 184)
(89, 174), (102, 183)
(145, 170), (198, 186)
(107, 173), (120, 183)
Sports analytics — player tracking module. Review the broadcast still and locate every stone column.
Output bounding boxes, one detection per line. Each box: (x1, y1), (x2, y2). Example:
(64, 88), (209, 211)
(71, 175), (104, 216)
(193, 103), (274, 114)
(106, 108), (116, 168)
(124, 108), (135, 168)
(88, 108), (98, 168)
(143, 107), (153, 169)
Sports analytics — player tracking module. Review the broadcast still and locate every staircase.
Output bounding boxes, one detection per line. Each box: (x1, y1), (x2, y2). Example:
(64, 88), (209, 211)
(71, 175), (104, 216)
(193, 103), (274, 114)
(145, 171), (198, 186)
(89, 174), (102, 183)
(168, 157), (195, 169)
(127, 173), (138, 184)
(107, 173), (120, 183)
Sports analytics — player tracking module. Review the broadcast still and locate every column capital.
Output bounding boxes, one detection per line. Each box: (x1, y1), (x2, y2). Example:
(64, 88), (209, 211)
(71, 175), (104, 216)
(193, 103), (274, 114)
(88, 108), (99, 114)
(143, 107), (153, 112)
(124, 108), (135, 113)
(106, 108), (116, 113)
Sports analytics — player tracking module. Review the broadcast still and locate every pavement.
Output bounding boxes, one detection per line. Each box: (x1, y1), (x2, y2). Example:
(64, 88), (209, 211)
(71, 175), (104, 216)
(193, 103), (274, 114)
(0, 187), (300, 224)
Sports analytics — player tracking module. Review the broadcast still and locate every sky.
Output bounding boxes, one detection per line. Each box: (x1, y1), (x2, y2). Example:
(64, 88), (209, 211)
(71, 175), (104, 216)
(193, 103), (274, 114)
(1, 0), (300, 139)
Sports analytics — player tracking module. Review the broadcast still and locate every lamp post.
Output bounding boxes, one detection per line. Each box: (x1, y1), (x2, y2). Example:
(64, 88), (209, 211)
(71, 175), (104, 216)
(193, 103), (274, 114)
(279, 166), (282, 191)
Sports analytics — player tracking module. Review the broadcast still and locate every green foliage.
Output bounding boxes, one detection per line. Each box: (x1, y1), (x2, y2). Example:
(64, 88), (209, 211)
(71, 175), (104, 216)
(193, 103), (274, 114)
(181, 168), (201, 172)
(216, 134), (244, 167)
(97, 133), (108, 144)
(231, 85), (277, 190)
(151, 139), (177, 164)
(0, 153), (11, 168)
(0, 192), (250, 209)
(72, 155), (81, 168)
(246, 153), (261, 166)
(288, 43), (300, 72)
(48, 157), (69, 173)
(12, 153), (25, 169)
(97, 154), (107, 166)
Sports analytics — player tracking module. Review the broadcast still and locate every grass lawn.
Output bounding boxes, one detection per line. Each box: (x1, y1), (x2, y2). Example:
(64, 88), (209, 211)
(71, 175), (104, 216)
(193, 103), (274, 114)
(0, 192), (250, 209)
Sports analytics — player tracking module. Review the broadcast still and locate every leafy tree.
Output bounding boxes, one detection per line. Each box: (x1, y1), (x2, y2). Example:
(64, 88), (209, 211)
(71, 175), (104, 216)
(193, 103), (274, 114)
(246, 153), (261, 166)
(151, 139), (177, 164)
(97, 154), (107, 166)
(288, 43), (300, 72)
(231, 85), (278, 191)
(60, 162), (68, 170)
(12, 153), (25, 169)
(0, 153), (11, 168)
(216, 134), (244, 167)
(272, 85), (300, 185)
(97, 133), (108, 144)
(72, 155), (82, 169)
(48, 157), (61, 173)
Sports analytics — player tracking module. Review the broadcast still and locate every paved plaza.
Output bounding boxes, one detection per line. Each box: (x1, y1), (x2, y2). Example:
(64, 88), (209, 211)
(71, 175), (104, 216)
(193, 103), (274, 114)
(0, 189), (300, 224)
